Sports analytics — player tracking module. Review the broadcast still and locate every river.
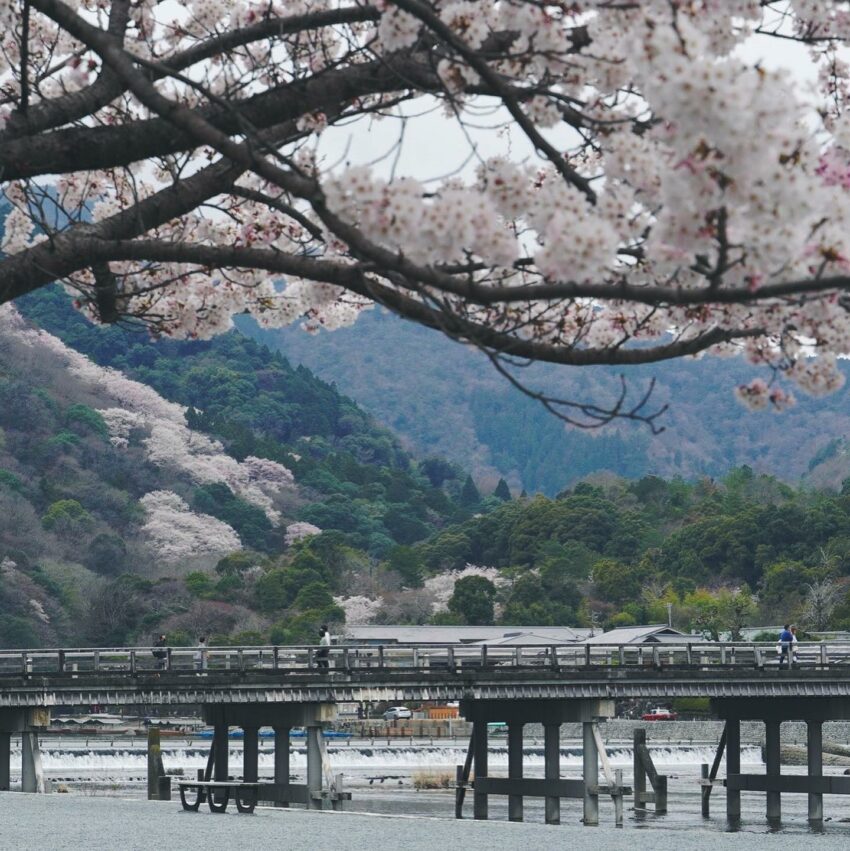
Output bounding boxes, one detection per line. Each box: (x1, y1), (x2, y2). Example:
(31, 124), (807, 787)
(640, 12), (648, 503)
(6, 734), (850, 838)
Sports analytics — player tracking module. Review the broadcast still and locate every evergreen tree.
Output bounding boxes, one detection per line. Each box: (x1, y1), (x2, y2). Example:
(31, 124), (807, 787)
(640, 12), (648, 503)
(494, 478), (511, 501)
(460, 475), (481, 506)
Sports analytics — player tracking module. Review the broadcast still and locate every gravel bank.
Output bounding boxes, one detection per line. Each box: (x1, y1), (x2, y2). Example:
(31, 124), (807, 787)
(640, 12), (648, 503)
(1, 793), (848, 851)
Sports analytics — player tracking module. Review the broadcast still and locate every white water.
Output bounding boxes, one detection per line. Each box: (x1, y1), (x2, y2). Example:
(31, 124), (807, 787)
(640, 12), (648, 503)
(5, 740), (764, 781)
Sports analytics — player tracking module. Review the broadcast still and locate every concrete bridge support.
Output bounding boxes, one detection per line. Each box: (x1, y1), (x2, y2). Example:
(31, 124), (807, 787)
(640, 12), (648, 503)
(306, 726), (322, 810)
(713, 698), (850, 827)
(0, 733), (10, 792)
(459, 699), (617, 826)
(203, 703), (340, 810)
(545, 723), (561, 825)
(472, 721), (488, 820)
(274, 725), (290, 807)
(582, 721), (598, 826)
(242, 726), (259, 784)
(0, 709), (49, 794)
(507, 722), (523, 822)
(725, 718), (741, 823)
(807, 719), (823, 825)
(764, 720), (781, 823)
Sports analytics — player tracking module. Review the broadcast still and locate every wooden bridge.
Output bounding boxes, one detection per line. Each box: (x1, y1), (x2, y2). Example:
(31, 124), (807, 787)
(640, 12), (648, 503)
(1, 640), (850, 826)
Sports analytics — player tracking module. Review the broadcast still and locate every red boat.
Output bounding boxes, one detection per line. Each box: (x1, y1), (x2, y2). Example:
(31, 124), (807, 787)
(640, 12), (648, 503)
(641, 707), (678, 721)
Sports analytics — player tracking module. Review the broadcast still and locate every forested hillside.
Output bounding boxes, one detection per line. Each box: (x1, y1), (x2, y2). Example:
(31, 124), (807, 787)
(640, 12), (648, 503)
(5, 292), (850, 647)
(0, 291), (500, 647)
(249, 311), (850, 495)
(410, 469), (850, 638)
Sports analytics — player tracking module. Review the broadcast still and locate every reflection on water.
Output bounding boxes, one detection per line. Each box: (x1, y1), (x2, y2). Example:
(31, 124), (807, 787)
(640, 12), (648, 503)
(7, 736), (850, 836)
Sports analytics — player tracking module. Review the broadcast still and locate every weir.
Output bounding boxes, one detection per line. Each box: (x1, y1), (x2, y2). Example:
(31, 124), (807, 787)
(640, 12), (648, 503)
(0, 640), (850, 826)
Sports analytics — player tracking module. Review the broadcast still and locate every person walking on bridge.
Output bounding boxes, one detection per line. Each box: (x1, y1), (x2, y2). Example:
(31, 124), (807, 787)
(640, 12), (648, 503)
(194, 636), (208, 673)
(317, 625), (331, 670)
(778, 624), (794, 669)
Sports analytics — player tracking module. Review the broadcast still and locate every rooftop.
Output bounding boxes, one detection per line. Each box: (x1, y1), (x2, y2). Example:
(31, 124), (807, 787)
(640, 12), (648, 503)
(342, 625), (589, 645)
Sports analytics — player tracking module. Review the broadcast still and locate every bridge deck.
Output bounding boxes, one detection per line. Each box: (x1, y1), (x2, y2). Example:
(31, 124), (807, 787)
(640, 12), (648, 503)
(0, 642), (849, 707)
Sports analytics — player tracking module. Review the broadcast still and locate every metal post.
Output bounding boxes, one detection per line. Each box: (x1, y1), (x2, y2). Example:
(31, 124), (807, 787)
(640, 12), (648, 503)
(507, 721), (524, 822)
(583, 721), (599, 826)
(147, 727), (161, 800)
(726, 719), (741, 822)
(243, 726), (259, 783)
(274, 726), (291, 807)
(807, 719), (823, 825)
(701, 764), (710, 817)
(765, 720), (781, 823)
(0, 732), (10, 791)
(306, 726), (322, 810)
(544, 722), (560, 825)
(473, 720), (488, 820)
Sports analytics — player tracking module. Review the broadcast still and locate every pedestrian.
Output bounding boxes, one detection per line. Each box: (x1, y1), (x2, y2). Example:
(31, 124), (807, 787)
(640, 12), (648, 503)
(791, 624), (799, 665)
(777, 624), (794, 669)
(194, 636), (208, 673)
(152, 634), (168, 671)
(316, 624), (331, 670)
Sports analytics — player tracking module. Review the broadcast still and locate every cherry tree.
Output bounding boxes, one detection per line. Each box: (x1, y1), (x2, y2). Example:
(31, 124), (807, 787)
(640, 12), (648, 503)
(4, 2), (850, 427)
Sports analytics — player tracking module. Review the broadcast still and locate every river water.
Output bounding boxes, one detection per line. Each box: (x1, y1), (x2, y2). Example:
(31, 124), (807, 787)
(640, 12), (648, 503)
(7, 734), (850, 837)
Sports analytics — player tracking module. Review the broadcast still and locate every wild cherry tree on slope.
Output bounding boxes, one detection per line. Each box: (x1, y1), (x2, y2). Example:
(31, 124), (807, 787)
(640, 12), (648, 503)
(3, 1), (850, 427)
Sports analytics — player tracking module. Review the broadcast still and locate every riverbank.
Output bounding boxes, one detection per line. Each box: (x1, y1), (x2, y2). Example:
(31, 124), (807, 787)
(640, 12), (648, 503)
(1, 793), (849, 851)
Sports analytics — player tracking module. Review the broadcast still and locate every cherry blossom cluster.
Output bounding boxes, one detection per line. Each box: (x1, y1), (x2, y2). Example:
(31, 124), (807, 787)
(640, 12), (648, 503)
(332, 594), (382, 625)
(284, 521), (322, 546)
(139, 490), (241, 565)
(0, 305), (294, 521)
(424, 564), (508, 614)
(8, 2), (850, 414)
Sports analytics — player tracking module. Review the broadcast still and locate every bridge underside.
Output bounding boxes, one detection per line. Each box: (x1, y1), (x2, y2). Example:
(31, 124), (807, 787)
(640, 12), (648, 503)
(2, 669), (850, 708)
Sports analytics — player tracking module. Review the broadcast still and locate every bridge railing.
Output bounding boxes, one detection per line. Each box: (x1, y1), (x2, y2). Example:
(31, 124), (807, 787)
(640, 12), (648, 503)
(2, 641), (850, 677)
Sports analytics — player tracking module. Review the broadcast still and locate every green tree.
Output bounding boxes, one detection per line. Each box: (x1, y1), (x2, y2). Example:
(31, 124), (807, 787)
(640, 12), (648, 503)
(386, 546), (425, 588)
(590, 558), (643, 605)
(494, 479), (512, 501)
(85, 533), (128, 575)
(460, 475), (481, 506)
(448, 575), (496, 625)
(41, 499), (93, 536)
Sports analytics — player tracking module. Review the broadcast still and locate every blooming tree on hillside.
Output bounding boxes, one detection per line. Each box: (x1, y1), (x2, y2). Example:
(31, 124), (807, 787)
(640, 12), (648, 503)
(5, 2), (850, 425)
(139, 490), (241, 563)
(1, 306), (294, 521)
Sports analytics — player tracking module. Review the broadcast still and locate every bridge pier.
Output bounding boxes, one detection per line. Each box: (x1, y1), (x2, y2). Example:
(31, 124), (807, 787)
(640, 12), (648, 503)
(582, 721), (598, 826)
(203, 703), (339, 810)
(713, 698), (850, 827)
(459, 699), (616, 825)
(242, 726), (258, 784)
(472, 721), (488, 820)
(726, 718), (741, 823)
(507, 721), (523, 822)
(0, 732), (9, 791)
(21, 732), (44, 793)
(764, 720), (781, 824)
(544, 723), (560, 825)
(274, 725), (291, 807)
(0, 709), (49, 794)
(306, 726), (322, 810)
(807, 719), (823, 825)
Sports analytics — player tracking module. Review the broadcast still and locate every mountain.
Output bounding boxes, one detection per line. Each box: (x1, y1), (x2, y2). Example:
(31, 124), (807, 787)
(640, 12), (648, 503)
(0, 290), (495, 648)
(245, 310), (850, 494)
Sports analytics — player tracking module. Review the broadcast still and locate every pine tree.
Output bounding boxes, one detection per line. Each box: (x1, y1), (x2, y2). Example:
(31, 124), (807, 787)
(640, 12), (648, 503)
(460, 474), (481, 506)
(493, 478), (511, 501)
